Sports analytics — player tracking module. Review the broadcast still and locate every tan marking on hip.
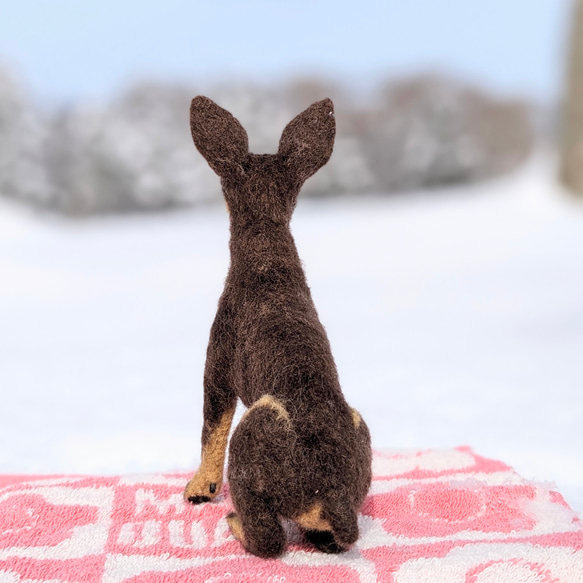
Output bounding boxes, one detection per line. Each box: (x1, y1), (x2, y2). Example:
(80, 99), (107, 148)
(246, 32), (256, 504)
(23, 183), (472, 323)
(351, 408), (362, 429)
(243, 394), (290, 423)
(294, 502), (332, 532)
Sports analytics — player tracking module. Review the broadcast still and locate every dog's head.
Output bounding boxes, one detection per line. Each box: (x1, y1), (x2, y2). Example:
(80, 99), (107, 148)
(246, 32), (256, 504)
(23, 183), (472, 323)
(189, 96), (335, 225)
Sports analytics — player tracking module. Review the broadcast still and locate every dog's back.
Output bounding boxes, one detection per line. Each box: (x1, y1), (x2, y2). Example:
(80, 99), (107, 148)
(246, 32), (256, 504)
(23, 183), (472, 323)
(184, 96), (372, 558)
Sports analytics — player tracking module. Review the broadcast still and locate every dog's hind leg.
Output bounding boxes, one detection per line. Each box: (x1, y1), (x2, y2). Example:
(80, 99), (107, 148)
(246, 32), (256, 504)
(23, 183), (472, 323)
(226, 399), (292, 557)
(185, 311), (237, 503)
(228, 491), (286, 558)
(295, 499), (358, 554)
(306, 502), (359, 553)
(303, 509), (358, 554)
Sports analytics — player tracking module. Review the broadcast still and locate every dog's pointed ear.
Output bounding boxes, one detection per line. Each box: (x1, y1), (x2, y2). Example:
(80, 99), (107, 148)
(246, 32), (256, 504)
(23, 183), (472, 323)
(190, 96), (249, 178)
(278, 98), (335, 182)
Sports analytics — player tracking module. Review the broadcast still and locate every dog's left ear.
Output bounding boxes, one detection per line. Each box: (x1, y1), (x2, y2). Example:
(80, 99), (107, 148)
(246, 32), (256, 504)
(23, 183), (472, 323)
(278, 98), (335, 183)
(190, 96), (249, 179)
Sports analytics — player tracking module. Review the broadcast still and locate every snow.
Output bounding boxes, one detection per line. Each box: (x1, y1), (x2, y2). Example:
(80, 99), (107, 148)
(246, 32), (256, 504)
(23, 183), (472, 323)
(1, 153), (582, 514)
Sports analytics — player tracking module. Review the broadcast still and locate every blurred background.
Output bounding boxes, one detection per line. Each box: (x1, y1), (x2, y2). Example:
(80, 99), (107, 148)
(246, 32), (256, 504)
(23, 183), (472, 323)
(1, 1), (582, 512)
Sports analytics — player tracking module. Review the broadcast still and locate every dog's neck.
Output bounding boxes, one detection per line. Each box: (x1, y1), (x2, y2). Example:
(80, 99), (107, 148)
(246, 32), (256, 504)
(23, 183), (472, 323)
(228, 219), (307, 289)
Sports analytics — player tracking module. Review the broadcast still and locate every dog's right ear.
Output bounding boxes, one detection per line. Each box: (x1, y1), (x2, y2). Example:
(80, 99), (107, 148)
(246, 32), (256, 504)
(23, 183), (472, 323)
(190, 96), (249, 179)
(278, 98), (335, 183)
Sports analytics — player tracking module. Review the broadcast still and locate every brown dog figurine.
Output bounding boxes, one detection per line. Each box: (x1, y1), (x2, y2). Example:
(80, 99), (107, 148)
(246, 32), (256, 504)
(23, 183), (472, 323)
(184, 96), (372, 558)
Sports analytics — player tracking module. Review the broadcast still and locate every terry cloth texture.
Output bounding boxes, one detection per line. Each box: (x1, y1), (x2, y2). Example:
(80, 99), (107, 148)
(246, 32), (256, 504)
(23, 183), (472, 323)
(1, 447), (582, 583)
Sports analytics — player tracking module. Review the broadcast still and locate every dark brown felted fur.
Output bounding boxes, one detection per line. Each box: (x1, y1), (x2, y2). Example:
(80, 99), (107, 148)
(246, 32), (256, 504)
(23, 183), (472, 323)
(184, 96), (372, 559)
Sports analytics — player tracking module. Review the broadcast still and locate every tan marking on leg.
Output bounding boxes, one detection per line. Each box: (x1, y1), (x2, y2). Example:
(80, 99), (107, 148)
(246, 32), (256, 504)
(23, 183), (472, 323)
(294, 502), (332, 532)
(184, 406), (236, 501)
(242, 394), (290, 423)
(226, 512), (246, 546)
(351, 408), (362, 429)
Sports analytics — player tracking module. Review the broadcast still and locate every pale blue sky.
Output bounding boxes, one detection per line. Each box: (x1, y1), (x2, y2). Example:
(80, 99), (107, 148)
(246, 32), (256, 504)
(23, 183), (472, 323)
(0, 0), (573, 103)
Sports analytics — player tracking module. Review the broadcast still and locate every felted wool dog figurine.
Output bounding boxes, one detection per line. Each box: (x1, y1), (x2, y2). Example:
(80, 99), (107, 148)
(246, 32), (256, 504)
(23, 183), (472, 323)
(184, 96), (372, 558)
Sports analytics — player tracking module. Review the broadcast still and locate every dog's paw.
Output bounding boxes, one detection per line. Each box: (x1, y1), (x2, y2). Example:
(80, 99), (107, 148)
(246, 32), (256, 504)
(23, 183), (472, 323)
(187, 495), (211, 504)
(304, 530), (347, 554)
(184, 472), (221, 503)
(226, 512), (246, 545)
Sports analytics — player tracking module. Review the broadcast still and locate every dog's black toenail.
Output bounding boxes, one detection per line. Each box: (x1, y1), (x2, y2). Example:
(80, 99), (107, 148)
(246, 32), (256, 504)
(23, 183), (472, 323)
(188, 495), (211, 504)
(209, 483), (217, 494)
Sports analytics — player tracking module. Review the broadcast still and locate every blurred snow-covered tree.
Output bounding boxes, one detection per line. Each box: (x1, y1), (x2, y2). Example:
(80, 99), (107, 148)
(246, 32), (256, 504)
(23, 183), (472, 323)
(0, 69), (535, 215)
(0, 67), (53, 206)
(366, 75), (534, 192)
(48, 82), (219, 215)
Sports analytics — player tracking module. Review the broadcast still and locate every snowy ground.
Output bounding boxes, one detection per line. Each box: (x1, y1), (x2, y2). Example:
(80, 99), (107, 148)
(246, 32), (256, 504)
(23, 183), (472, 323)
(1, 154), (582, 514)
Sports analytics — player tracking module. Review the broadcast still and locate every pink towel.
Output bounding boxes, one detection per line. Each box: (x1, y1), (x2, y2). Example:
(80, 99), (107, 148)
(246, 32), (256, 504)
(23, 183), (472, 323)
(1, 447), (581, 582)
